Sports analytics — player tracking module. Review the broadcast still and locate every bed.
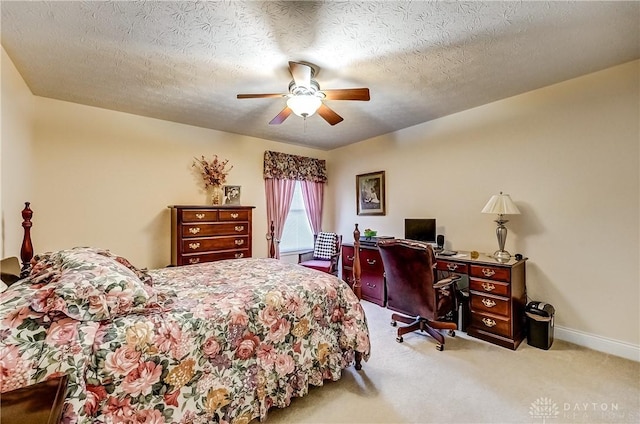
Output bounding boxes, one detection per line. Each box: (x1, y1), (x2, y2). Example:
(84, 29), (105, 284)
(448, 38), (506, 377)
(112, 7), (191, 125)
(0, 203), (370, 423)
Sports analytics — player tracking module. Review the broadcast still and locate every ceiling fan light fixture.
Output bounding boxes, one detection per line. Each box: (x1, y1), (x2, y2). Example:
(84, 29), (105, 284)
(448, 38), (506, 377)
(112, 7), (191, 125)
(287, 95), (322, 118)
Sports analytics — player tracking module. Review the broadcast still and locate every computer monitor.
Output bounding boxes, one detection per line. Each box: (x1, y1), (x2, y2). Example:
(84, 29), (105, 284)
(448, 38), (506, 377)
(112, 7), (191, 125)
(404, 218), (436, 244)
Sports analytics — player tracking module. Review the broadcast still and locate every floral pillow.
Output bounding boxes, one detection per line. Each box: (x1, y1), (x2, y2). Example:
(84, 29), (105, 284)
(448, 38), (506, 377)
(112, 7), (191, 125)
(29, 248), (155, 321)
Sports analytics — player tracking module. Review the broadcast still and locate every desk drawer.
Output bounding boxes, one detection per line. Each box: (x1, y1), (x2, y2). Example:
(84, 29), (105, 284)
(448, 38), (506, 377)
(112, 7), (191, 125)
(470, 278), (510, 297)
(470, 292), (510, 317)
(360, 249), (383, 274)
(470, 264), (510, 282)
(471, 312), (512, 338)
(436, 260), (468, 274)
(342, 246), (355, 267)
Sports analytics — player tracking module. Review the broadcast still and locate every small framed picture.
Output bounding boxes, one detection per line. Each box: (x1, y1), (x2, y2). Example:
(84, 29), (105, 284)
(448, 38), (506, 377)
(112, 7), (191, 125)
(356, 171), (385, 216)
(224, 185), (241, 205)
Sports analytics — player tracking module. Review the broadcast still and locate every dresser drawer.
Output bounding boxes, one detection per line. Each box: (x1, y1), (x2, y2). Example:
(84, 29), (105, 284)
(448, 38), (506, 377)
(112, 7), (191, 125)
(470, 278), (510, 297)
(181, 222), (248, 238)
(470, 292), (510, 317)
(436, 260), (468, 274)
(181, 209), (218, 222)
(180, 250), (250, 265)
(470, 264), (510, 282)
(471, 312), (512, 338)
(219, 209), (250, 221)
(182, 236), (250, 253)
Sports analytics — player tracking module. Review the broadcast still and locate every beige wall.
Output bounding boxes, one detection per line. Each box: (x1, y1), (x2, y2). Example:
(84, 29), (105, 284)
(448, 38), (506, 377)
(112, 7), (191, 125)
(2, 45), (638, 357)
(1, 48), (34, 259)
(1, 48), (331, 269)
(330, 60), (640, 352)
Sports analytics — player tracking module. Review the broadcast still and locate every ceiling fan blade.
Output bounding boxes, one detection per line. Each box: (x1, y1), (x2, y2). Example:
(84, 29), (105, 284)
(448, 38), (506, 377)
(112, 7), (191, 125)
(322, 88), (370, 101)
(289, 61), (312, 88)
(269, 106), (293, 125)
(317, 104), (344, 126)
(237, 93), (286, 99)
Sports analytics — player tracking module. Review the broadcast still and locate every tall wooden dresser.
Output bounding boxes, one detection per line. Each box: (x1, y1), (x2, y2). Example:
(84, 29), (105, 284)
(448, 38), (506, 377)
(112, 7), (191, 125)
(169, 205), (254, 266)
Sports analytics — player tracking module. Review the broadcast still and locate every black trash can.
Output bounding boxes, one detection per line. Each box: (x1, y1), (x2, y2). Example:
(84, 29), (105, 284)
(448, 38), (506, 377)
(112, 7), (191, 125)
(526, 301), (555, 350)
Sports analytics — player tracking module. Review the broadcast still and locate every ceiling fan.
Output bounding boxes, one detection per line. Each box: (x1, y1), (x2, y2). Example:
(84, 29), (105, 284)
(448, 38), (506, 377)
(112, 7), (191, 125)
(237, 61), (370, 126)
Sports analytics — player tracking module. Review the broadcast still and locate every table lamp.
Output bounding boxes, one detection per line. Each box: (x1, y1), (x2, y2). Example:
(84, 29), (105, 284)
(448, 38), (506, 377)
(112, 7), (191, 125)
(481, 192), (520, 260)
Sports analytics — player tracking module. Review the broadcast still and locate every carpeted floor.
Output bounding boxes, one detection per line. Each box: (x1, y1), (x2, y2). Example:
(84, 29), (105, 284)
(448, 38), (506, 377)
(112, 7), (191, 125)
(262, 301), (640, 424)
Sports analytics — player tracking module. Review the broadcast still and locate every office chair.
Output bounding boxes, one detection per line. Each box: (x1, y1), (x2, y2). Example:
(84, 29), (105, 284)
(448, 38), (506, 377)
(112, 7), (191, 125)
(298, 232), (342, 276)
(378, 239), (460, 351)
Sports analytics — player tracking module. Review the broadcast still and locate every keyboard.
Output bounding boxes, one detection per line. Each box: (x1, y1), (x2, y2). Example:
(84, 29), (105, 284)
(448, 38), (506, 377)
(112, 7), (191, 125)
(437, 250), (458, 256)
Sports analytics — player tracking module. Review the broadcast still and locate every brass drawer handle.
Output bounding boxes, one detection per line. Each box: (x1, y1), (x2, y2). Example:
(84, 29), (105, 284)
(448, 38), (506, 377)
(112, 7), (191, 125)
(235, 253), (244, 259)
(366, 259), (376, 265)
(482, 298), (496, 308)
(235, 225), (245, 232)
(482, 268), (496, 277)
(188, 242), (201, 250)
(195, 213), (205, 219)
(188, 257), (200, 264)
(366, 283), (376, 288)
(447, 263), (458, 271)
(235, 239), (244, 246)
(482, 282), (496, 292)
(346, 255), (354, 261)
(482, 318), (497, 328)
(231, 213), (239, 219)
(188, 227), (201, 234)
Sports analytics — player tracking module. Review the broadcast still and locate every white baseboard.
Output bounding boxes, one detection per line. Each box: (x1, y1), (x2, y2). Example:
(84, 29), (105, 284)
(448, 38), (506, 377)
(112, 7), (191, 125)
(555, 325), (640, 362)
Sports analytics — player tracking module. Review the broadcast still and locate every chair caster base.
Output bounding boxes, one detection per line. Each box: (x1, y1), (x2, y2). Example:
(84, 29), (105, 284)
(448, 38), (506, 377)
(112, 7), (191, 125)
(449, 330), (455, 337)
(396, 336), (403, 343)
(391, 321), (397, 327)
(436, 344), (444, 351)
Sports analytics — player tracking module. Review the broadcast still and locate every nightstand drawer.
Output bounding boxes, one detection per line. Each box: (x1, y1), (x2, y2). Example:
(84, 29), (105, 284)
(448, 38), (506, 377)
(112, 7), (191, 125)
(470, 292), (510, 317)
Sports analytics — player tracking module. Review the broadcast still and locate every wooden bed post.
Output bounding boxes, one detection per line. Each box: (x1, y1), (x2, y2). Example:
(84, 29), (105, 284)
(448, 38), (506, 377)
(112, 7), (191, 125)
(19, 202), (34, 278)
(267, 220), (276, 258)
(352, 224), (362, 300)
(353, 223), (363, 371)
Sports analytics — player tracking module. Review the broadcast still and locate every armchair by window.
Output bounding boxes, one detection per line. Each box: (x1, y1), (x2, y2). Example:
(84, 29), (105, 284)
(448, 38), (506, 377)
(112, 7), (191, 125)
(378, 239), (460, 351)
(298, 232), (342, 276)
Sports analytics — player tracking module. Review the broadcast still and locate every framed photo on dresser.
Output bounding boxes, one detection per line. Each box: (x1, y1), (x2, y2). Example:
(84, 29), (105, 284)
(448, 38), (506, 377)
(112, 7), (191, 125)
(224, 185), (241, 205)
(356, 171), (385, 215)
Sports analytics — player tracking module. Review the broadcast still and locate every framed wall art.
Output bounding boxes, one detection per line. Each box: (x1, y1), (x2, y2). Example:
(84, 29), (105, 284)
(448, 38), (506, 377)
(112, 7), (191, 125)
(356, 171), (385, 216)
(224, 185), (241, 205)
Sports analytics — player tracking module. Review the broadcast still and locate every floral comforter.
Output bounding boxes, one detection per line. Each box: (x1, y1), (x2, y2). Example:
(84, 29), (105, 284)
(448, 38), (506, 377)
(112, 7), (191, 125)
(0, 248), (370, 424)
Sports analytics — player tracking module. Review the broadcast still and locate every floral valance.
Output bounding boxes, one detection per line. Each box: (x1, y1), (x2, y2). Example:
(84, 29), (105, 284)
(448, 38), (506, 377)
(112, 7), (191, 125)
(263, 151), (327, 183)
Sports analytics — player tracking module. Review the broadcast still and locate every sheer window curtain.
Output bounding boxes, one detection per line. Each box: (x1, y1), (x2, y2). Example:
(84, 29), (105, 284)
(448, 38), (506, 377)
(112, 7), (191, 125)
(264, 178), (296, 259)
(301, 180), (324, 235)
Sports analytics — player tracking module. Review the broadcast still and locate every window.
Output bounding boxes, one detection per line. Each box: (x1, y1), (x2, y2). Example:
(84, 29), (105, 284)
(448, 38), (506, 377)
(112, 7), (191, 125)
(279, 182), (314, 253)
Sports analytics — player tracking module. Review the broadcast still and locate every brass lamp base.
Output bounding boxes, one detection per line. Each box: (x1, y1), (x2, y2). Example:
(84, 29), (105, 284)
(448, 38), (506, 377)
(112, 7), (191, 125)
(493, 250), (512, 260)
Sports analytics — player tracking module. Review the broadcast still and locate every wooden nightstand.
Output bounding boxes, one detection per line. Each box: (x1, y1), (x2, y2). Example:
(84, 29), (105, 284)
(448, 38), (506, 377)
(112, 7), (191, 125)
(1, 375), (68, 424)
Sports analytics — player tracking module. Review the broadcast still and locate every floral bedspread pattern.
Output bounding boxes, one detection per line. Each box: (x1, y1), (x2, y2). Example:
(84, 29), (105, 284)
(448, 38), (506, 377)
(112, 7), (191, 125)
(1, 253), (370, 424)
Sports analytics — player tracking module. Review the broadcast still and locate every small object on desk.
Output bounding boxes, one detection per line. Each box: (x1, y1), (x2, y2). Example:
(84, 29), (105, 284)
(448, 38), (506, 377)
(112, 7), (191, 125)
(470, 250), (479, 259)
(2, 374), (68, 424)
(515, 253), (523, 261)
(438, 250), (458, 256)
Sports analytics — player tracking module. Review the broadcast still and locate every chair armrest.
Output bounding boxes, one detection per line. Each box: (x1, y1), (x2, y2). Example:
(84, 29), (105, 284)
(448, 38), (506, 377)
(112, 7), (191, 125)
(433, 275), (461, 289)
(298, 250), (314, 263)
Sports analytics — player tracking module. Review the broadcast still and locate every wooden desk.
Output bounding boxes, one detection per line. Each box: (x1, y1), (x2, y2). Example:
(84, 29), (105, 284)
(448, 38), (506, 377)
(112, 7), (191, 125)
(342, 243), (527, 350)
(436, 252), (527, 350)
(1, 375), (68, 424)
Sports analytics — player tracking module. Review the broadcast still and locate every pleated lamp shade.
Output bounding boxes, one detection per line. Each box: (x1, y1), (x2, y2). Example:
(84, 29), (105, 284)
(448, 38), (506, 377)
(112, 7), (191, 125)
(481, 192), (521, 215)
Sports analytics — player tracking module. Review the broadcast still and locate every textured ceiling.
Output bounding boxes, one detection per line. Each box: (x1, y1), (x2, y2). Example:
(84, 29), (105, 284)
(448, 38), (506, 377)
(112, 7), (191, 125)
(1, 1), (638, 150)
